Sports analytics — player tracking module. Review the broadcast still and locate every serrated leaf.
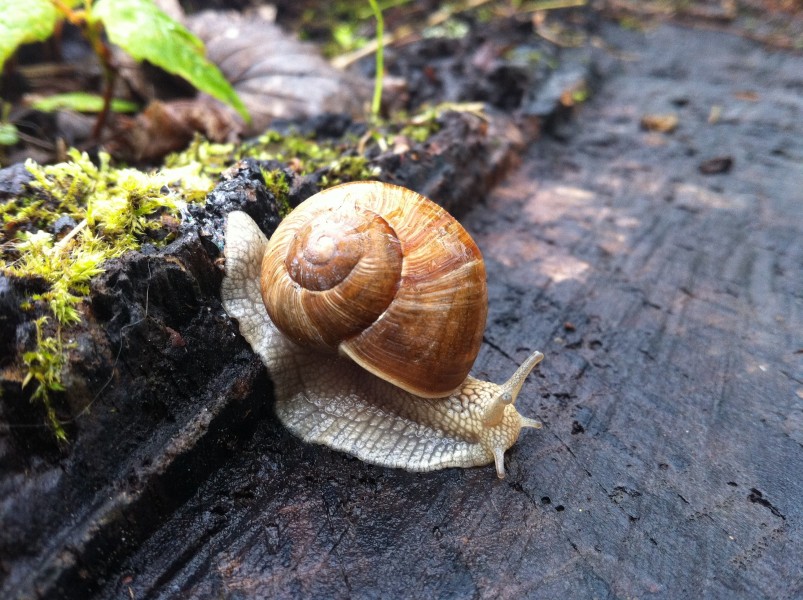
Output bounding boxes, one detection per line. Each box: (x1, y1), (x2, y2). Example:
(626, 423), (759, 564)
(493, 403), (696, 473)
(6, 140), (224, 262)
(91, 0), (250, 122)
(0, 0), (61, 71)
(31, 92), (139, 114)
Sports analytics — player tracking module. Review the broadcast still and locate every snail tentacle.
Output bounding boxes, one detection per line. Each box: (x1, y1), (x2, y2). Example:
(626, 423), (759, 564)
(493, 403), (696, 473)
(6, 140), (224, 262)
(482, 351), (544, 427)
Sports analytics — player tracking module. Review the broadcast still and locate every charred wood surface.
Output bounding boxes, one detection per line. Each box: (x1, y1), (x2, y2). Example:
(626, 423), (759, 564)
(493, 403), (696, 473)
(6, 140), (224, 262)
(105, 24), (801, 599)
(1, 21), (801, 600)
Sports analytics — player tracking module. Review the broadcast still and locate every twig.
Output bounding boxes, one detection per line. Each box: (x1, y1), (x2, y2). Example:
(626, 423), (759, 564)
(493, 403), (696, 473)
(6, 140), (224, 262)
(519, 0), (588, 12)
(52, 218), (88, 253)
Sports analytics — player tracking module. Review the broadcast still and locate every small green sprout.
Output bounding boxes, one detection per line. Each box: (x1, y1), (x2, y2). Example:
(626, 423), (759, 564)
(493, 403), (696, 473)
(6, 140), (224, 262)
(367, 0), (385, 118)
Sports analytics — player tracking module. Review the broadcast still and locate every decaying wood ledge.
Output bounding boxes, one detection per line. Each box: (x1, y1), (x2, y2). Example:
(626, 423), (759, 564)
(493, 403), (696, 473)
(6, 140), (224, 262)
(2, 18), (801, 600)
(1, 31), (587, 589)
(104, 24), (799, 598)
(0, 106), (533, 598)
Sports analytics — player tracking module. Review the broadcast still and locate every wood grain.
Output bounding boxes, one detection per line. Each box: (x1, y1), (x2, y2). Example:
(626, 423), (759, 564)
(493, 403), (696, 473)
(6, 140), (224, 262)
(96, 23), (801, 599)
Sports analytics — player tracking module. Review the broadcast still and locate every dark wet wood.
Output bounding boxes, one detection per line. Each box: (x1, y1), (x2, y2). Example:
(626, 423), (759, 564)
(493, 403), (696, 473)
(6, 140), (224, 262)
(96, 24), (799, 599)
(2, 21), (801, 600)
(462, 25), (802, 597)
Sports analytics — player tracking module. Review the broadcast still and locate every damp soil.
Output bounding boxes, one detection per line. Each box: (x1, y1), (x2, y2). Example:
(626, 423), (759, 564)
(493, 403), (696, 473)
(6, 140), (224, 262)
(2, 13), (802, 600)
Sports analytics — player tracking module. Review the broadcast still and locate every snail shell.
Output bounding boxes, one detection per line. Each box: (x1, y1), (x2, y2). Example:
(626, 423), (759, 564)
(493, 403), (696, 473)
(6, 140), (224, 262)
(221, 181), (542, 478)
(260, 181), (486, 397)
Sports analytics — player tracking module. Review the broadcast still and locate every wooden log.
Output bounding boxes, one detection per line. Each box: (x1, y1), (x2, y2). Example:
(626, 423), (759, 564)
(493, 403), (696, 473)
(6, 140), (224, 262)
(2, 18), (800, 600)
(96, 24), (801, 599)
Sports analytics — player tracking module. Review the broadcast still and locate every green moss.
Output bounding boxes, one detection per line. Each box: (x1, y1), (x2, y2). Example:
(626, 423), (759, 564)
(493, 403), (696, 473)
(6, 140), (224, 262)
(166, 100), (476, 186)
(319, 155), (379, 188)
(571, 86), (589, 104)
(505, 47), (545, 67)
(400, 101), (486, 143)
(423, 19), (470, 40)
(618, 15), (646, 31)
(260, 168), (293, 216)
(163, 134), (238, 178)
(1, 148), (215, 436)
(297, 0), (381, 58)
(167, 128), (380, 186)
(329, 22), (370, 55)
(21, 317), (71, 441)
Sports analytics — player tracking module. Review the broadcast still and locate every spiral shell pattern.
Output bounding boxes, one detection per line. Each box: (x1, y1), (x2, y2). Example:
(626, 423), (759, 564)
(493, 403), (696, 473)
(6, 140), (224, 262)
(260, 181), (487, 397)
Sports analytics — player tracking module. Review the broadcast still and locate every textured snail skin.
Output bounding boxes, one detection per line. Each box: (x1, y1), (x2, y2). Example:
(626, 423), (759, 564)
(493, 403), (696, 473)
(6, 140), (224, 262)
(221, 208), (543, 478)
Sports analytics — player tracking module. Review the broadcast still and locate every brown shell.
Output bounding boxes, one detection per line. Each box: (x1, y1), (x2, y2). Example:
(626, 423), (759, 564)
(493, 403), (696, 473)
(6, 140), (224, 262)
(260, 181), (487, 398)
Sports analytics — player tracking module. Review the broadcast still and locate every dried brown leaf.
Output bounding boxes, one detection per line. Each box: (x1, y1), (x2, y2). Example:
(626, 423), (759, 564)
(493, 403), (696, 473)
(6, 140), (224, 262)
(640, 113), (679, 133)
(104, 98), (241, 163)
(186, 10), (371, 135)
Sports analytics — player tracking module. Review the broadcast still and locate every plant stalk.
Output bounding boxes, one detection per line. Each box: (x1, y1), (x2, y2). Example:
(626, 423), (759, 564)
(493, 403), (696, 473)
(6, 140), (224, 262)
(368, 0), (384, 118)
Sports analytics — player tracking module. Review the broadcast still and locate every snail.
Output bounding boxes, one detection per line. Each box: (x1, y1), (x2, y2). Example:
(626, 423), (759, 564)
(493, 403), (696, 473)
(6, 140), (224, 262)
(220, 181), (543, 478)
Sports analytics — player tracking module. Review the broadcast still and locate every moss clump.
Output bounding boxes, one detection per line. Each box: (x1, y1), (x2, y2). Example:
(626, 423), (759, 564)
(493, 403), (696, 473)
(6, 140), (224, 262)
(162, 135), (240, 178)
(21, 317), (72, 440)
(1, 149), (215, 435)
(319, 156), (375, 188)
(295, 1), (378, 57)
(165, 103), (484, 188)
(260, 168), (293, 216)
(166, 129), (380, 184)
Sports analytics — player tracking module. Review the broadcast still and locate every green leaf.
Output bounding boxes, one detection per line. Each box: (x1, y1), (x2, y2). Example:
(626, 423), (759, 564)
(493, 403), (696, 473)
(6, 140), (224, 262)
(91, 0), (250, 122)
(0, 121), (19, 145)
(31, 92), (139, 114)
(0, 0), (61, 71)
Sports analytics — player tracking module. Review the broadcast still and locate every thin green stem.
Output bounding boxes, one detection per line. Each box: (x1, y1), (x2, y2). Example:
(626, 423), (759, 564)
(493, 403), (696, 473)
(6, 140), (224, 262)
(368, 0), (384, 118)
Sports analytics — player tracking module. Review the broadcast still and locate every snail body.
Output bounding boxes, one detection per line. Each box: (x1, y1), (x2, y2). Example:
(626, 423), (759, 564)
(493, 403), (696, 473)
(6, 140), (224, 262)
(221, 181), (542, 478)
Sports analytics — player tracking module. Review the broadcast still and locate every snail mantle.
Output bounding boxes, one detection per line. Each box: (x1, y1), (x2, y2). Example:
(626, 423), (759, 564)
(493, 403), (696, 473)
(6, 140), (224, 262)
(220, 181), (543, 478)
